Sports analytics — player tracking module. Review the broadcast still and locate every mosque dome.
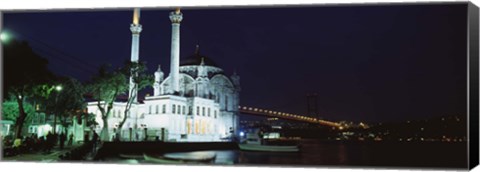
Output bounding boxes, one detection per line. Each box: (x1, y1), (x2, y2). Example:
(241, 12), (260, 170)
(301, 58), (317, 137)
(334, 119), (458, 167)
(180, 45), (219, 67)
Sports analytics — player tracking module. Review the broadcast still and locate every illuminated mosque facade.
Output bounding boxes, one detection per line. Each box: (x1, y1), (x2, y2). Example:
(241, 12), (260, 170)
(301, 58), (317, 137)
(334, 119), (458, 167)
(87, 8), (241, 142)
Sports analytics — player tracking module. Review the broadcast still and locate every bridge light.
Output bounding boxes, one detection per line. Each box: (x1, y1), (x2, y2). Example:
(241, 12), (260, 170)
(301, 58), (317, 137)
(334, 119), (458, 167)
(248, 107), (252, 110)
(254, 108), (258, 111)
(243, 107), (247, 110)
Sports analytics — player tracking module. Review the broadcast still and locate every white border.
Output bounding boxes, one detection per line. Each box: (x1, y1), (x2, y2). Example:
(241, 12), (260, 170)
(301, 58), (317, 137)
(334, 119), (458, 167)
(0, 0), (478, 172)
(0, 0), (472, 11)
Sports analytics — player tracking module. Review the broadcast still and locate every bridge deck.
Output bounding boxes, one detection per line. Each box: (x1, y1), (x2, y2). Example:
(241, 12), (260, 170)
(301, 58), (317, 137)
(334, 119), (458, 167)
(238, 106), (341, 128)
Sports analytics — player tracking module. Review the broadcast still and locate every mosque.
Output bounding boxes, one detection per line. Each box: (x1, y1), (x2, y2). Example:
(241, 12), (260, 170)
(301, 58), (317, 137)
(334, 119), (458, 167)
(86, 8), (241, 142)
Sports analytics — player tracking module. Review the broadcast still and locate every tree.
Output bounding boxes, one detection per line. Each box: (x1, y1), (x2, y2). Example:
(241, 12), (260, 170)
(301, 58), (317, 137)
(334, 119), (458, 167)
(45, 77), (86, 134)
(2, 95), (35, 126)
(4, 40), (54, 138)
(87, 65), (127, 141)
(116, 61), (154, 140)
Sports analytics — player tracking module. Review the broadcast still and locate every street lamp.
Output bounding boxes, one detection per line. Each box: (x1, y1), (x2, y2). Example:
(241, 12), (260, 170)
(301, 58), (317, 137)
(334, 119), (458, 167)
(55, 85), (63, 91)
(53, 84), (62, 135)
(0, 31), (11, 43)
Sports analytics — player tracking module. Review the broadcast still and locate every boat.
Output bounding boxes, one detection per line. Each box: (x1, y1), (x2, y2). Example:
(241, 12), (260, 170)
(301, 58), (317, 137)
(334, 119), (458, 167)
(163, 151), (217, 163)
(143, 154), (186, 164)
(143, 152), (216, 164)
(238, 129), (300, 152)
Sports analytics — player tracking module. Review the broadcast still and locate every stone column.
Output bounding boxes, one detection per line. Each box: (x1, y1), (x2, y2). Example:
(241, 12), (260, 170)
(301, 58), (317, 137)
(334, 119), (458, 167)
(169, 8), (183, 94)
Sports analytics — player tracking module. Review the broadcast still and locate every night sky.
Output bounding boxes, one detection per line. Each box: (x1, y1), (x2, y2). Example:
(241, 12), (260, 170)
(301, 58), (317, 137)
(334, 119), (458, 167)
(3, 3), (468, 123)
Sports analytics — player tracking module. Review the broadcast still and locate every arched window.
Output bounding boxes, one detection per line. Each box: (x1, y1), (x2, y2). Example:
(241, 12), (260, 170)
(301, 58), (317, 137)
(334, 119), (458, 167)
(214, 110), (217, 119)
(177, 105), (181, 114)
(112, 110), (116, 118)
(183, 106), (186, 115)
(156, 105), (159, 114)
(162, 104), (166, 114)
(225, 95), (228, 111)
(208, 108), (211, 117)
(202, 107), (205, 116)
(172, 104), (176, 114)
(149, 105), (152, 114)
(196, 106), (200, 116)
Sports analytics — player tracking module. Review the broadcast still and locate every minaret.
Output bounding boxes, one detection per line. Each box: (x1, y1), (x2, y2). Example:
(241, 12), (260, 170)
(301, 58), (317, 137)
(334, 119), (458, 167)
(169, 8), (183, 94)
(230, 70), (241, 91)
(129, 8), (142, 102)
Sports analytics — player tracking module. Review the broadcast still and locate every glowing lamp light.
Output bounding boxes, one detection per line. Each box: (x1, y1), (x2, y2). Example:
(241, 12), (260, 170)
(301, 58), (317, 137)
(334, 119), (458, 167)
(55, 85), (63, 91)
(0, 31), (11, 43)
(239, 131), (245, 137)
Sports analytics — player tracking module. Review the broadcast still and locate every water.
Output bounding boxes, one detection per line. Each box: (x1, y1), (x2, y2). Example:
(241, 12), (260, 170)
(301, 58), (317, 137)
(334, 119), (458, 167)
(107, 139), (468, 169)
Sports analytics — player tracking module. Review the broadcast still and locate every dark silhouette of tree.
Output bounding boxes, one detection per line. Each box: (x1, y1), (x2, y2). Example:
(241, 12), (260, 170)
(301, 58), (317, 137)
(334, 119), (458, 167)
(45, 77), (86, 134)
(4, 40), (54, 138)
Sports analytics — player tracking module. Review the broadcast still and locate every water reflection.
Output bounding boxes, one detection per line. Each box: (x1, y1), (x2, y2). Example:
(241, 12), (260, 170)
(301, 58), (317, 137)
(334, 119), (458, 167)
(107, 139), (467, 168)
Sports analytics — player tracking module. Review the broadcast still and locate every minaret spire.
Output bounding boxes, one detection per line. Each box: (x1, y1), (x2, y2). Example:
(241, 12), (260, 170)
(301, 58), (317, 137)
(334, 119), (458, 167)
(133, 8), (140, 25)
(169, 8), (183, 94)
(195, 44), (200, 55)
(129, 8), (142, 102)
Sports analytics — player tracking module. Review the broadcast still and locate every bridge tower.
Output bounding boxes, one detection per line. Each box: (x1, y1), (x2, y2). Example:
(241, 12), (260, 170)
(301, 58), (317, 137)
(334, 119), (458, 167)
(306, 93), (320, 119)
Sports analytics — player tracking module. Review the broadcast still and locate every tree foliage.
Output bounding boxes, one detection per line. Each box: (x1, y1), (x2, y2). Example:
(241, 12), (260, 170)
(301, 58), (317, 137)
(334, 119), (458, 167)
(1, 96), (35, 124)
(116, 61), (154, 140)
(87, 64), (127, 141)
(45, 77), (86, 131)
(86, 61), (153, 141)
(4, 39), (54, 138)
